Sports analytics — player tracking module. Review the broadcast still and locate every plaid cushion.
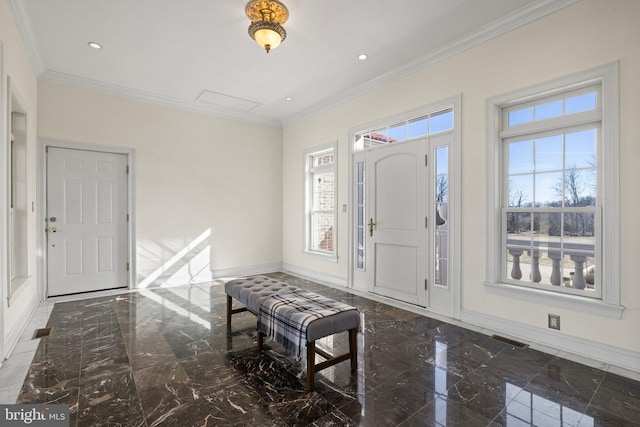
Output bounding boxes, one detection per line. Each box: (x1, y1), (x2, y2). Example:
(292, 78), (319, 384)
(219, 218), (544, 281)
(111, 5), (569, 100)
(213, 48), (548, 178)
(257, 289), (358, 359)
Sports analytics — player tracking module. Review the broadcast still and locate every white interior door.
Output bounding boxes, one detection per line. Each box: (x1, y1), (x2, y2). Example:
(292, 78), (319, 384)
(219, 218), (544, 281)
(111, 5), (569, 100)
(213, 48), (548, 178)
(47, 147), (129, 296)
(366, 139), (427, 306)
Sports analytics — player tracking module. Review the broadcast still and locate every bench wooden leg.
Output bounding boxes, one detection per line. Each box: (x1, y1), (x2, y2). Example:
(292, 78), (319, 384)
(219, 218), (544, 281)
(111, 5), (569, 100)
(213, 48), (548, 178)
(226, 295), (251, 327)
(349, 328), (358, 371)
(257, 331), (264, 351)
(307, 341), (316, 391)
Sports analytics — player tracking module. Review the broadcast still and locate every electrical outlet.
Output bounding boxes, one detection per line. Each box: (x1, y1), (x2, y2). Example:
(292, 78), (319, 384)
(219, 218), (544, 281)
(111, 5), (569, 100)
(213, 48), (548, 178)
(548, 314), (560, 330)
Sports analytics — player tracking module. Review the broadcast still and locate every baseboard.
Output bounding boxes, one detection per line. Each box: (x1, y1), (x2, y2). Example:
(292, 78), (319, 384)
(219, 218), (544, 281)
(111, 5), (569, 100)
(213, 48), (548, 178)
(3, 291), (39, 361)
(461, 309), (640, 375)
(281, 263), (348, 288)
(210, 262), (283, 280)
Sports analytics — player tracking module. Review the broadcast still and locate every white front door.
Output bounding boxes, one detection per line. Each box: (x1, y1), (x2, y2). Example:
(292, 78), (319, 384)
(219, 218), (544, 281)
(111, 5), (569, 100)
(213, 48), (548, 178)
(366, 139), (427, 306)
(46, 147), (129, 296)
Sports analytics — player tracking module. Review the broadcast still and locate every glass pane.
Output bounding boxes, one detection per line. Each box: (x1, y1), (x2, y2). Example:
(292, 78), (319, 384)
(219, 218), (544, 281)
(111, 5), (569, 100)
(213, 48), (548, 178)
(356, 227), (364, 269)
(564, 212), (595, 238)
(313, 172), (334, 210)
(388, 122), (406, 142)
(565, 129), (596, 169)
(535, 171), (562, 207)
(535, 100), (563, 121)
(583, 169), (596, 206)
(436, 146), (448, 175)
(430, 109), (453, 133)
(509, 107), (533, 126)
(435, 219), (448, 288)
(533, 212), (561, 286)
(436, 203), (448, 227)
(534, 134), (562, 172)
(508, 175), (533, 208)
(506, 212), (531, 281)
(534, 211), (562, 238)
(408, 116), (429, 138)
(564, 168), (596, 207)
(508, 139), (533, 175)
(435, 258), (448, 287)
(435, 176), (448, 203)
(363, 127), (393, 147)
(313, 153), (334, 167)
(563, 212), (596, 290)
(565, 92), (596, 114)
(357, 161), (365, 183)
(311, 212), (334, 252)
(507, 212), (532, 236)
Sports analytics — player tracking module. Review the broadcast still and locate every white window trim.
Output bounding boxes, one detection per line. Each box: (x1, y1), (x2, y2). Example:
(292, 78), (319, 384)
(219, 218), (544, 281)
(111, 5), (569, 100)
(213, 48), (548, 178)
(485, 62), (622, 319)
(304, 143), (338, 261)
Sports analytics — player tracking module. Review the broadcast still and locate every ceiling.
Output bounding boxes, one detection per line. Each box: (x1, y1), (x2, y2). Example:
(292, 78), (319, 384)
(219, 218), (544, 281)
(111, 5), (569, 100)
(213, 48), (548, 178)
(9, 0), (577, 127)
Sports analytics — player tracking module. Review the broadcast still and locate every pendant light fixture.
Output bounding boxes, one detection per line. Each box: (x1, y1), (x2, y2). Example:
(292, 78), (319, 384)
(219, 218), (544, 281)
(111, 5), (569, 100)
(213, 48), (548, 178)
(246, 0), (289, 53)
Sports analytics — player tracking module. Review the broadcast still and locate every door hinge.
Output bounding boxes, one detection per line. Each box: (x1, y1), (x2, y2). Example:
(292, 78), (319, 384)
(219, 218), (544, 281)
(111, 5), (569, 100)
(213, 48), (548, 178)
(127, 214), (129, 222)
(425, 278), (428, 290)
(126, 262), (130, 271)
(425, 216), (428, 228)
(126, 165), (129, 174)
(425, 154), (428, 166)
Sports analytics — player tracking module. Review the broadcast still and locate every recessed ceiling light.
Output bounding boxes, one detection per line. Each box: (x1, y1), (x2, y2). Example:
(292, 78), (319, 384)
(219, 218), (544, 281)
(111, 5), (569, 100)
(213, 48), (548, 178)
(358, 54), (368, 60)
(88, 42), (102, 49)
(285, 97), (293, 101)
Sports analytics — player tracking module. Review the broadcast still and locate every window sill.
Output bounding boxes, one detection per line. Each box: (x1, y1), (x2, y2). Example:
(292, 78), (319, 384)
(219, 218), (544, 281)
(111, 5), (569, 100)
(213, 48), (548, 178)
(483, 281), (624, 319)
(304, 250), (338, 263)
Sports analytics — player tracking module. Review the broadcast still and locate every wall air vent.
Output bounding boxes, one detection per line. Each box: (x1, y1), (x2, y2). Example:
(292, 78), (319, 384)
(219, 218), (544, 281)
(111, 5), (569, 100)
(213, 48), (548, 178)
(34, 328), (51, 338)
(490, 334), (529, 349)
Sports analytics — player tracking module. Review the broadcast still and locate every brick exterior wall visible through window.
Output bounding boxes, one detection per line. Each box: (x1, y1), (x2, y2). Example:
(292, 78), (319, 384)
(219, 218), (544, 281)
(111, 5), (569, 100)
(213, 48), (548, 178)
(307, 148), (336, 256)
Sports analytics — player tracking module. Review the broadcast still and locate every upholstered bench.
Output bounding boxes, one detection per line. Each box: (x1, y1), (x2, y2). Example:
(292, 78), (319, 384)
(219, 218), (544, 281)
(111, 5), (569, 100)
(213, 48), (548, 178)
(225, 275), (360, 390)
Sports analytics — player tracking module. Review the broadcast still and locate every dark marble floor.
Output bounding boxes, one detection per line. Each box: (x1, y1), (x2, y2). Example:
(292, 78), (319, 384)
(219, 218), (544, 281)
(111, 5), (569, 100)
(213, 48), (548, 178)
(16, 273), (640, 426)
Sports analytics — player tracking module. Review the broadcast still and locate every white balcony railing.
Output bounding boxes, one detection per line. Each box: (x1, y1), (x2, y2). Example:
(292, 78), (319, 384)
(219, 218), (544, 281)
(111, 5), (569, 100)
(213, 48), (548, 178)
(506, 238), (595, 290)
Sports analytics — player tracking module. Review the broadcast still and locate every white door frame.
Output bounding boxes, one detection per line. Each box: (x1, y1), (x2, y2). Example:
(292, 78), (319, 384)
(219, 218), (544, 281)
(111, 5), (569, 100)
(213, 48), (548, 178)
(0, 42), (5, 362)
(348, 95), (461, 319)
(37, 139), (136, 300)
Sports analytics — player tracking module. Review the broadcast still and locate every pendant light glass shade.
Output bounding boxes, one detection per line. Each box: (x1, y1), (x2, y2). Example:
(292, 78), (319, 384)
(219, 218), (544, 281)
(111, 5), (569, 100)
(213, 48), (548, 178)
(246, 0), (289, 53)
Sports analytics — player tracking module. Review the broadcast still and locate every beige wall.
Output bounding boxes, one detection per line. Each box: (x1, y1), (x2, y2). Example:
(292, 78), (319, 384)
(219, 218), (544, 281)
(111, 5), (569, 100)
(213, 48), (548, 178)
(1, 0), (39, 356)
(282, 0), (640, 356)
(38, 81), (283, 285)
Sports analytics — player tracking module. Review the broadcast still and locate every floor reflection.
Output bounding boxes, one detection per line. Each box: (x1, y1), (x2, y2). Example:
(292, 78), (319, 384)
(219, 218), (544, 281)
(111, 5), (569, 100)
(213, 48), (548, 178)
(15, 273), (640, 426)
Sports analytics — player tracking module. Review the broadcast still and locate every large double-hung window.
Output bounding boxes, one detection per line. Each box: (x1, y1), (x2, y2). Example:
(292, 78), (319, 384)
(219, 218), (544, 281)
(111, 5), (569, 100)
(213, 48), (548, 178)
(486, 63), (621, 317)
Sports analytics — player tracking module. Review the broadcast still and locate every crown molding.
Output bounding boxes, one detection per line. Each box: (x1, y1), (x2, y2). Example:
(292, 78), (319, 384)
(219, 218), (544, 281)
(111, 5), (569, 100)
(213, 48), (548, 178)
(8, 0), (45, 75)
(10, 0), (580, 129)
(39, 70), (282, 128)
(281, 0), (581, 127)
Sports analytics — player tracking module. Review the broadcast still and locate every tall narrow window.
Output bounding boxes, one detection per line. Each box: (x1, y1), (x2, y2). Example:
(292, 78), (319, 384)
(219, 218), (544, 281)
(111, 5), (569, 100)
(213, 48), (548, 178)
(355, 161), (365, 269)
(8, 86), (30, 299)
(434, 146), (449, 287)
(306, 146), (336, 257)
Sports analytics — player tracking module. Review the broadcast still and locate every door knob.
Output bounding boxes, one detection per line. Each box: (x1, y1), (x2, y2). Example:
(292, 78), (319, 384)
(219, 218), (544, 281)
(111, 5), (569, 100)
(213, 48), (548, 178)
(50, 227), (57, 233)
(368, 218), (376, 237)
